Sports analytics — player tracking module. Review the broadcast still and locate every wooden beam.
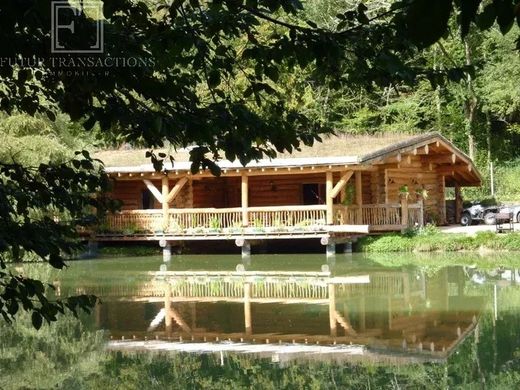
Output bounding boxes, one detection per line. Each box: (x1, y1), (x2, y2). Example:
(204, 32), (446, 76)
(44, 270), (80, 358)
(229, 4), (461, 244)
(241, 173), (249, 226)
(165, 177), (188, 203)
(420, 154), (457, 165)
(330, 171), (353, 199)
(326, 171), (334, 224)
(143, 179), (163, 203)
(424, 144), (429, 154)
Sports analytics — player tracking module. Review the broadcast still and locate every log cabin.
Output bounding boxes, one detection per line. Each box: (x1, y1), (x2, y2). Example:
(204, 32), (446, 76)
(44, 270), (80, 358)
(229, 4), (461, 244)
(94, 132), (481, 257)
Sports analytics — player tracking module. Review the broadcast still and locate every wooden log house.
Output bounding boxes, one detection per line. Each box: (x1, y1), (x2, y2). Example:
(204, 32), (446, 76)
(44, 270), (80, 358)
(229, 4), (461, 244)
(94, 133), (481, 255)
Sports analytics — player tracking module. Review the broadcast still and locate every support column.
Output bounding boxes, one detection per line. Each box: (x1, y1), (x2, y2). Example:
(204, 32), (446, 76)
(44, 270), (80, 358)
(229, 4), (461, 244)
(326, 243), (336, 258)
(159, 239), (172, 262)
(326, 171), (334, 225)
(241, 173), (249, 227)
(87, 239), (98, 258)
(235, 238), (251, 259)
(455, 182), (463, 224)
(328, 283), (337, 337)
(355, 171), (363, 224)
(343, 241), (353, 253)
(244, 281), (252, 335)
(321, 236), (336, 259)
(440, 175), (447, 225)
(162, 175), (169, 231)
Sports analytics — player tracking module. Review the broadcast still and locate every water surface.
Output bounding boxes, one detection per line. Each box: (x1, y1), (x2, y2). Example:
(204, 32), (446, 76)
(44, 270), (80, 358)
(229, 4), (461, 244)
(2, 253), (520, 389)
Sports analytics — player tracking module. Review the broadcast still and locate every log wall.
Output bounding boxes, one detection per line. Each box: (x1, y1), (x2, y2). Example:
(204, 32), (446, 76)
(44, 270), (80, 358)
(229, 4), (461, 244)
(374, 155), (446, 224)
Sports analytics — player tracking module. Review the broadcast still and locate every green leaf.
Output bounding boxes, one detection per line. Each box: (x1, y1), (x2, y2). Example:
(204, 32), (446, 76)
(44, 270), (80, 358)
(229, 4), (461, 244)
(476, 3), (496, 30)
(31, 311), (42, 330)
(208, 70), (221, 88)
(405, 0), (453, 47)
(458, 0), (482, 36)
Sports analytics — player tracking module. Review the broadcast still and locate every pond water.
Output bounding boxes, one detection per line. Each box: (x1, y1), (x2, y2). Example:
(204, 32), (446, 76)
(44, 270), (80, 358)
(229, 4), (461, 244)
(2, 253), (520, 389)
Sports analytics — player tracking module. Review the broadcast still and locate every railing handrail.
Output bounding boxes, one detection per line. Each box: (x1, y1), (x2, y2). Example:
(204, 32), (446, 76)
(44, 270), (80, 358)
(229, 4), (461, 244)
(111, 204), (327, 215)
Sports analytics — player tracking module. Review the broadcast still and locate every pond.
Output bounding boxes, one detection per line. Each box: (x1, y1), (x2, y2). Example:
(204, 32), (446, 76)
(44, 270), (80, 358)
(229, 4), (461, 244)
(2, 253), (520, 389)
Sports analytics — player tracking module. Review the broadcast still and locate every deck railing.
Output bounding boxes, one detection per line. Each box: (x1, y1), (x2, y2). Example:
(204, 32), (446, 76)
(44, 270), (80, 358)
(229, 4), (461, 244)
(99, 203), (422, 236)
(334, 203), (422, 230)
(99, 205), (327, 235)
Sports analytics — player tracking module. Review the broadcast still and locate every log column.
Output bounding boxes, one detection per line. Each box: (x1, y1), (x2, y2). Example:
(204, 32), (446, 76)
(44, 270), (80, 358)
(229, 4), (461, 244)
(326, 171), (334, 225)
(355, 171), (363, 224)
(162, 175), (169, 230)
(455, 182), (463, 224)
(241, 173), (249, 227)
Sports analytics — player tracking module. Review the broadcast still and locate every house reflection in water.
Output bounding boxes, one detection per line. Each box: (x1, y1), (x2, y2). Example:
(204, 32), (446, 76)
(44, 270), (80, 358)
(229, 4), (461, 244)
(92, 266), (484, 362)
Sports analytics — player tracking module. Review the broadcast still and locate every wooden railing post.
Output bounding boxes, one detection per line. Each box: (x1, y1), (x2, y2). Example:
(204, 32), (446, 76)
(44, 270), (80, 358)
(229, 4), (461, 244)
(400, 195), (409, 228)
(326, 171), (333, 224)
(241, 173), (249, 227)
(161, 176), (169, 231)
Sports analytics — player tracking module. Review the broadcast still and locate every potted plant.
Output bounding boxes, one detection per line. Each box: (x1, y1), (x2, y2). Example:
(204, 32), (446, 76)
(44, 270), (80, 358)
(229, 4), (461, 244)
(399, 185), (410, 199)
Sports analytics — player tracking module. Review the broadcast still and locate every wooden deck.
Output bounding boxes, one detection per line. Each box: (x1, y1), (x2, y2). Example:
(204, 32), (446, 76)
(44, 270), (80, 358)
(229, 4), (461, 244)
(95, 203), (423, 240)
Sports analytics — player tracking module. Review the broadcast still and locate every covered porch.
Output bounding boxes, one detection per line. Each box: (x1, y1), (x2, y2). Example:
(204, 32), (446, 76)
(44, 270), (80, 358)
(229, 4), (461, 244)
(98, 170), (424, 239)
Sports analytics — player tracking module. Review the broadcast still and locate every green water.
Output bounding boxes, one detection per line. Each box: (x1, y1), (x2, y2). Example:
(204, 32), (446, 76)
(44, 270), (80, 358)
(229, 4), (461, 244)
(2, 253), (520, 389)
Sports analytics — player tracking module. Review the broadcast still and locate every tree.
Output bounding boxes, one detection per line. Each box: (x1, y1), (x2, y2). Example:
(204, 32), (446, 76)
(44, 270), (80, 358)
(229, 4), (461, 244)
(1, 0), (520, 326)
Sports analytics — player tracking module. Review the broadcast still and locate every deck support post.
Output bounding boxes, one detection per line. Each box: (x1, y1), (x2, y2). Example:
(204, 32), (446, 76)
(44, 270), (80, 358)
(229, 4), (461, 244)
(343, 241), (353, 253)
(235, 238), (251, 259)
(241, 173), (249, 227)
(159, 239), (172, 262)
(326, 243), (336, 258)
(355, 171), (363, 224)
(328, 283), (337, 337)
(87, 240), (98, 258)
(326, 171), (334, 224)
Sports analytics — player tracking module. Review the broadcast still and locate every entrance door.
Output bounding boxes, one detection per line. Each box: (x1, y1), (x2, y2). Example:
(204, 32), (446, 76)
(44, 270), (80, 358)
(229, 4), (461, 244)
(302, 183), (325, 205)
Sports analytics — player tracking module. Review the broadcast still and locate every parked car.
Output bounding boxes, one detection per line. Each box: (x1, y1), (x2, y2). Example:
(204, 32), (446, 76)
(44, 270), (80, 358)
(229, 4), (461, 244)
(460, 203), (500, 226)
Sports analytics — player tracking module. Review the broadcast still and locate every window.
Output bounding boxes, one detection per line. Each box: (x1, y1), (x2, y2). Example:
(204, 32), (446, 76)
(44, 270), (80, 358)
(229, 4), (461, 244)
(141, 189), (153, 209)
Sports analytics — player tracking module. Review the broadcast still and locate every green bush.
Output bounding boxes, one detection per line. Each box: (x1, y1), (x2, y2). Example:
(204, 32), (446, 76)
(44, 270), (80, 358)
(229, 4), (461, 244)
(356, 231), (520, 253)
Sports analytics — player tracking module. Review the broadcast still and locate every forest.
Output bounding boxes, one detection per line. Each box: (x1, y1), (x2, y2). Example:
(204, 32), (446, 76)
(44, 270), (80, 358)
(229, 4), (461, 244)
(2, 0), (520, 325)
(2, 1), (520, 201)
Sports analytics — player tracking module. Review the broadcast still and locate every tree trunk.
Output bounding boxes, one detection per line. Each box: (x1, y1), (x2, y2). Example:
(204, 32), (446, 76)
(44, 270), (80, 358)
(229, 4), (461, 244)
(464, 38), (478, 161)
